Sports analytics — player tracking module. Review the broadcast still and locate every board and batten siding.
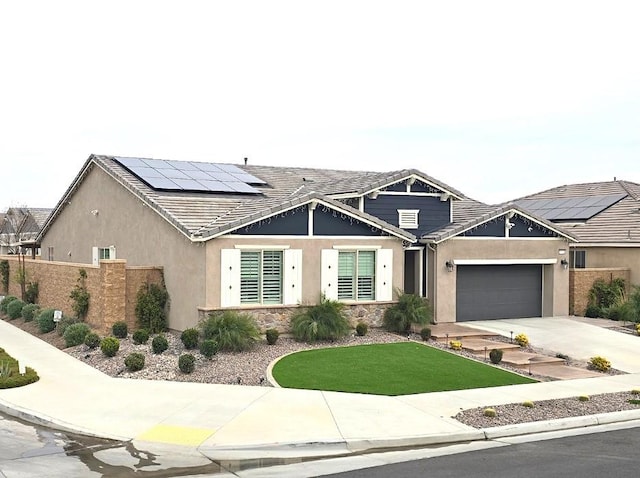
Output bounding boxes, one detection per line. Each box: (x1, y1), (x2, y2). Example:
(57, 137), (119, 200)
(364, 195), (450, 238)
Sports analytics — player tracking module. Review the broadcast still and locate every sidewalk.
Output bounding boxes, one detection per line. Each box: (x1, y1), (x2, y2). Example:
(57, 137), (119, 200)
(1, 318), (640, 461)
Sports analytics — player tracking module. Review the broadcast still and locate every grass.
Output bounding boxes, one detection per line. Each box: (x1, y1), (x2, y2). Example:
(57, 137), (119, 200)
(272, 342), (536, 395)
(0, 347), (39, 389)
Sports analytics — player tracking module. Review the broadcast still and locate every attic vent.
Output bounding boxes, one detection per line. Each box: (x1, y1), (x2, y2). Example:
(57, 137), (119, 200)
(398, 209), (419, 229)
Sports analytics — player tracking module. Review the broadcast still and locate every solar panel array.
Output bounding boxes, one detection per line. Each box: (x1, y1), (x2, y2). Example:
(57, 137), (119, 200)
(113, 157), (266, 194)
(516, 194), (626, 221)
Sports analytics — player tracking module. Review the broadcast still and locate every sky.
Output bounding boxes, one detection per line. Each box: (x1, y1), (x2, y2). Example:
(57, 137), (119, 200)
(1, 1), (639, 211)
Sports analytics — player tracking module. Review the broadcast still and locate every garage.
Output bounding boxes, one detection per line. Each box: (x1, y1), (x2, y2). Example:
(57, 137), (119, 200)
(456, 264), (542, 321)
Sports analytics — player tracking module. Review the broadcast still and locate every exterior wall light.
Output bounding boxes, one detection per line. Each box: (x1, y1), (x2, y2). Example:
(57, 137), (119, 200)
(445, 260), (454, 272)
(560, 259), (569, 270)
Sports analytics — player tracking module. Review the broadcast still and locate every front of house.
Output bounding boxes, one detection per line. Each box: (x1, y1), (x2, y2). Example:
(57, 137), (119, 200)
(37, 155), (575, 330)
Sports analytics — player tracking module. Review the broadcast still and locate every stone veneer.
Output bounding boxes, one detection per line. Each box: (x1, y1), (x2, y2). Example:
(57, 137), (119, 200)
(198, 302), (396, 332)
(569, 267), (630, 316)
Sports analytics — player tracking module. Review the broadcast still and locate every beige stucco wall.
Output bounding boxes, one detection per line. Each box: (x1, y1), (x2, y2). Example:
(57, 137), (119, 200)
(205, 235), (405, 308)
(431, 237), (571, 323)
(40, 165), (206, 331)
(578, 246), (640, 286)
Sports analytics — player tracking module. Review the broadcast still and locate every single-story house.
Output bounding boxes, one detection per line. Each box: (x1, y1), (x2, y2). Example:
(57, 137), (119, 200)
(0, 207), (52, 256)
(38, 155), (576, 330)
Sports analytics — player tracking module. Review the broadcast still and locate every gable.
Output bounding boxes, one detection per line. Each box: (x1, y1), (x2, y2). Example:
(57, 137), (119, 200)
(461, 212), (563, 238)
(313, 205), (392, 236)
(230, 205), (308, 235)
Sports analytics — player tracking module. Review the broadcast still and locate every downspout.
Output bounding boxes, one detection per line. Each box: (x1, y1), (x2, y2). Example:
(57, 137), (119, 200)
(427, 242), (437, 323)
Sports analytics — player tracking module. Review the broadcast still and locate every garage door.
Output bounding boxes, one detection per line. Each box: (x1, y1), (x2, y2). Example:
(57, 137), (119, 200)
(456, 265), (542, 321)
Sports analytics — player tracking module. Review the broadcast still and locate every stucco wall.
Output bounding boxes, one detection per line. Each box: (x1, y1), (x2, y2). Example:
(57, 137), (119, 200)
(432, 237), (571, 322)
(569, 267), (630, 316)
(578, 247), (640, 286)
(39, 164), (205, 331)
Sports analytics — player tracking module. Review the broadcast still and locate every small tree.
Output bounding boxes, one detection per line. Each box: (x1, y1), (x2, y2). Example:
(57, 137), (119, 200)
(135, 283), (169, 333)
(69, 269), (90, 320)
(0, 260), (9, 294)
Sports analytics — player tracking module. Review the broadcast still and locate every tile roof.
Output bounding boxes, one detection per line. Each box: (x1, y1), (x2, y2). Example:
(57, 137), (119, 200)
(516, 180), (640, 244)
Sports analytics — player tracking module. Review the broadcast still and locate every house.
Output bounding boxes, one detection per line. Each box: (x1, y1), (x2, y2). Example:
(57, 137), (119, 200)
(37, 155), (575, 330)
(516, 179), (640, 314)
(0, 207), (52, 256)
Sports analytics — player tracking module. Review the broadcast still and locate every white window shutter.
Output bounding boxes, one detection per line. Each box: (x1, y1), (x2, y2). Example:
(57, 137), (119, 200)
(321, 249), (339, 300)
(109, 245), (116, 259)
(92, 247), (99, 266)
(376, 248), (393, 301)
(283, 249), (302, 305)
(220, 249), (241, 307)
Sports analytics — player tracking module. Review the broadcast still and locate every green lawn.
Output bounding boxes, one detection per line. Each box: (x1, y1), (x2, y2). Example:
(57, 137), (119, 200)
(271, 342), (536, 396)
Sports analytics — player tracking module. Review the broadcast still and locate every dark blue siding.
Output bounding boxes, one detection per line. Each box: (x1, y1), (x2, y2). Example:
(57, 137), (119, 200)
(313, 206), (383, 236)
(462, 217), (505, 237)
(363, 195), (450, 237)
(509, 214), (559, 237)
(232, 205), (308, 235)
(385, 182), (407, 192)
(410, 180), (441, 194)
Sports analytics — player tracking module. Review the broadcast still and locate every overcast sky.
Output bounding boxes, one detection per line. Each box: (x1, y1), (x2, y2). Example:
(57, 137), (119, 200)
(1, 1), (638, 211)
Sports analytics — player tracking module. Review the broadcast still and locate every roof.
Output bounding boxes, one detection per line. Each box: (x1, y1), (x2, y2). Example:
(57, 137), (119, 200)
(516, 180), (640, 244)
(421, 201), (577, 243)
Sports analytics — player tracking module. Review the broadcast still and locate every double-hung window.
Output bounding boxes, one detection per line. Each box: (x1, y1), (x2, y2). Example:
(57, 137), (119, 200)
(569, 250), (586, 269)
(240, 250), (283, 304)
(337, 250), (375, 301)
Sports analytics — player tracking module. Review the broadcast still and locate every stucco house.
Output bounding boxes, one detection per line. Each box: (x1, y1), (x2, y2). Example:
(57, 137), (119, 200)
(38, 155), (575, 330)
(516, 179), (640, 314)
(0, 207), (52, 256)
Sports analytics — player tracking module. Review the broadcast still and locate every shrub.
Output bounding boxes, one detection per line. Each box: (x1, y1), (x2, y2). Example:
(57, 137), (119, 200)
(449, 340), (462, 350)
(132, 329), (150, 345)
(589, 277), (626, 309)
(0, 260), (9, 293)
(124, 352), (145, 372)
(69, 269), (90, 319)
(135, 283), (169, 333)
(199, 339), (219, 359)
(201, 310), (261, 351)
(21, 303), (39, 322)
(36, 308), (56, 334)
(636, 323), (640, 335)
(152, 334), (169, 354)
(483, 408), (497, 417)
(180, 328), (200, 349)
(419, 327), (431, 341)
(383, 291), (432, 333)
(290, 298), (350, 343)
(84, 332), (100, 349)
(24, 281), (39, 305)
(631, 388), (640, 395)
(584, 304), (602, 318)
(489, 348), (503, 364)
(112, 321), (128, 339)
(588, 355), (611, 372)
(178, 354), (196, 374)
(578, 395), (590, 402)
(514, 333), (529, 347)
(266, 328), (280, 345)
(356, 322), (369, 337)
(556, 352), (570, 361)
(56, 315), (79, 337)
(63, 323), (91, 347)
(100, 337), (120, 357)
(522, 401), (535, 408)
(7, 299), (25, 319)
(0, 365), (39, 389)
(0, 295), (18, 314)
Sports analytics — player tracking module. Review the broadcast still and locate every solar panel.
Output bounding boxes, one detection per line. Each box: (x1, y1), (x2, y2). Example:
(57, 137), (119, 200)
(516, 193), (625, 221)
(113, 157), (265, 194)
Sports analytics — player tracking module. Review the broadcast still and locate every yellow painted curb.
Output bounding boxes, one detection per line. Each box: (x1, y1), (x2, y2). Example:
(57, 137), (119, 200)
(136, 424), (215, 446)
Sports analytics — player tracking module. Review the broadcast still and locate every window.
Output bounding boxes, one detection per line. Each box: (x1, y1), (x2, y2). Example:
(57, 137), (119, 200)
(92, 246), (116, 266)
(47, 246), (54, 261)
(569, 250), (586, 269)
(398, 209), (419, 229)
(99, 248), (111, 260)
(337, 250), (375, 300)
(240, 250), (283, 304)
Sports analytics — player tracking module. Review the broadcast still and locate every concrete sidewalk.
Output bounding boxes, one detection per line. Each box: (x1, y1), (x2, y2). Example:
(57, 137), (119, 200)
(1, 318), (640, 461)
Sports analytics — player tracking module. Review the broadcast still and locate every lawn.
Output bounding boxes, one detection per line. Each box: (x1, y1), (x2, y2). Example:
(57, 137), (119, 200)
(271, 342), (536, 395)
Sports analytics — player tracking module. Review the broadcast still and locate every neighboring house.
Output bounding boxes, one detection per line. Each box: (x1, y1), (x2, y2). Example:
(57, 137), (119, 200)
(38, 155), (575, 330)
(0, 207), (52, 256)
(516, 180), (640, 313)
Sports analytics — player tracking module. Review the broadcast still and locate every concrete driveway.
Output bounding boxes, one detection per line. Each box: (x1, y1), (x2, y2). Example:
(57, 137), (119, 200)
(463, 317), (640, 374)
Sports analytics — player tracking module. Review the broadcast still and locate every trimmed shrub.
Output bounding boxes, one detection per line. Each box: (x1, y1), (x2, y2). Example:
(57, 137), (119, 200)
(63, 323), (91, 347)
(588, 355), (611, 372)
(578, 395), (590, 402)
(383, 291), (432, 333)
(7, 299), (25, 319)
(100, 337), (120, 357)
(514, 333), (529, 347)
(135, 283), (169, 333)
(178, 354), (196, 374)
(152, 335), (169, 354)
(489, 348), (503, 364)
(56, 316), (79, 337)
(21, 303), (39, 322)
(201, 310), (260, 352)
(522, 401), (535, 408)
(180, 328), (200, 349)
(266, 328), (280, 345)
(0, 295), (18, 314)
(36, 309), (56, 334)
(631, 389), (640, 395)
(112, 321), (128, 339)
(356, 322), (368, 337)
(419, 327), (431, 341)
(584, 305), (601, 318)
(449, 340), (462, 350)
(199, 339), (219, 359)
(124, 352), (145, 372)
(132, 329), (150, 345)
(483, 408), (497, 417)
(290, 298), (350, 343)
(84, 332), (100, 349)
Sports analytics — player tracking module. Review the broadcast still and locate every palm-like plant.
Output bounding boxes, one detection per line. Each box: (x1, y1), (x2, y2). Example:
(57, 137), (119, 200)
(200, 310), (260, 352)
(383, 290), (432, 333)
(290, 296), (350, 343)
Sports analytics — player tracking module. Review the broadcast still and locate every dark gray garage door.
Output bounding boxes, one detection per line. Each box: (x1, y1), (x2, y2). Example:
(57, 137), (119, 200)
(456, 265), (542, 321)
